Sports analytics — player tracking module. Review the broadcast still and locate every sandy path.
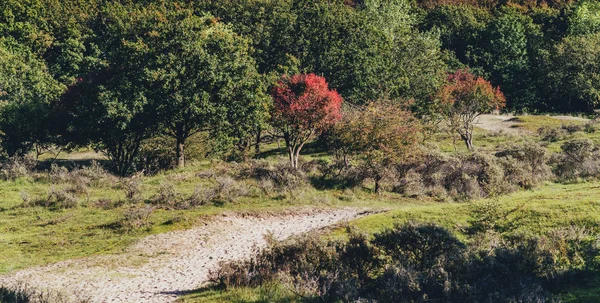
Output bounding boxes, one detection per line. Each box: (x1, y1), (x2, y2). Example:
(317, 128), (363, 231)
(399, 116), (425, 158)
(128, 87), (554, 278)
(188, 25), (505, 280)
(475, 114), (589, 135)
(475, 114), (525, 135)
(0, 208), (365, 303)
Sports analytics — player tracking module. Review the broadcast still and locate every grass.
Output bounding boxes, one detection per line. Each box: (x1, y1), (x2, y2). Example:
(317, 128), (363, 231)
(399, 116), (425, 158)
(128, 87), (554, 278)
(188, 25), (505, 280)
(511, 115), (587, 132)
(0, 158), (417, 273)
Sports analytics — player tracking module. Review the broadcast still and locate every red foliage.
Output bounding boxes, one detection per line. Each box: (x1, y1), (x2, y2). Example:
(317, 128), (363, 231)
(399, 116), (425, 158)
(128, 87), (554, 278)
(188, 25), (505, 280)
(439, 69), (506, 112)
(270, 73), (343, 168)
(271, 73), (343, 136)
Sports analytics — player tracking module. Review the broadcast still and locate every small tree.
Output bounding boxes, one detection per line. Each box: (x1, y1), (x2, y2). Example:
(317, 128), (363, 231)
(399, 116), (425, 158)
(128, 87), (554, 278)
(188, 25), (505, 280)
(438, 69), (505, 150)
(330, 102), (420, 193)
(270, 74), (342, 169)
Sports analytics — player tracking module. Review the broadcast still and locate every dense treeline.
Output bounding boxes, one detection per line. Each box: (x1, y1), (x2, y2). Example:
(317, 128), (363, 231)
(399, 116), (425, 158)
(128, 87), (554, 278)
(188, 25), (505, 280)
(1, 0), (599, 174)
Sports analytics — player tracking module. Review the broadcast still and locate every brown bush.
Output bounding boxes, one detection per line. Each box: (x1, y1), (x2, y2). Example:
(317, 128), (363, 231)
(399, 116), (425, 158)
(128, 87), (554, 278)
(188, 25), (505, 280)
(0, 155), (36, 180)
(495, 142), (552, 189)
(552, 139), (600, 181)
(121, 205), (155, 231)
(394, 150), (508, 201)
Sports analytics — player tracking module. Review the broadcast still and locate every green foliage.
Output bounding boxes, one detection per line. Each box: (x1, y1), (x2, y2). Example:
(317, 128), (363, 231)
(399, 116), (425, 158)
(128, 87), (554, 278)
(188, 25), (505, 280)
(569, 0), (600, 36)
(549, 33), (600, 112)
(0, 39), (65, 156)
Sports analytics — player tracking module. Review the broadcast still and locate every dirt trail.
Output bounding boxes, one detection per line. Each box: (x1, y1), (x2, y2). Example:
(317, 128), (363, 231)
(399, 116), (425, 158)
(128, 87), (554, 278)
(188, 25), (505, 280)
(0, 208), (366, 303)
(475, 114), (589, 135)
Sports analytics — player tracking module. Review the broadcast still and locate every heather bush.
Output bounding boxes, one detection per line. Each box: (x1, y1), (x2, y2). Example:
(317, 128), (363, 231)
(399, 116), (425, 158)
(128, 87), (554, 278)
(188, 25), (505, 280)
(152, 182), (181, 207)
(239, 160), (308, 192)
(121, 205), (155, 231)
(0, 155), (36, 180)
(552, 139), (600, 181)
(395, 150), (507, 201)
(562, 123), (583, 134)
(584, 118), (600, 133)
(211, 221), (596, 302)
(538, 126), (565, 142)
(495, 142), (552, 189)
(121, 177), (142, 202)
(39, 187), (79, 209)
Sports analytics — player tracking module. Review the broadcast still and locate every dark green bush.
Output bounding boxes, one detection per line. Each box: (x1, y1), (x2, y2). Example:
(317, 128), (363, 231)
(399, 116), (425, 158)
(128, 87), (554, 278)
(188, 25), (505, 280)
(211, 222), (598, 302)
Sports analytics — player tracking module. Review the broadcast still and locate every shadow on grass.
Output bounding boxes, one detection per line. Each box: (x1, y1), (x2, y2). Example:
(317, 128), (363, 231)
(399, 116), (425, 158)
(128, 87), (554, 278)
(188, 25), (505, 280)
(256, 141), (328, 160)
(173, 285), (305, 303)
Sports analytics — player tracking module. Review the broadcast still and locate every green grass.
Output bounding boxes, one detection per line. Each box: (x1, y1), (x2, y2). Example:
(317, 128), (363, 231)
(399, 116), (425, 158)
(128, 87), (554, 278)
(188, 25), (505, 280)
(511, 115), (587, 132)
(0, 158), (420, 273)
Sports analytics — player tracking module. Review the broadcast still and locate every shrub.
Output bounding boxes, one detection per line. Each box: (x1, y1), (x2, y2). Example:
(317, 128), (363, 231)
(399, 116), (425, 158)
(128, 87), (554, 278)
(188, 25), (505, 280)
(537, 126), (565, 142)
(584, 118), (600, 133)
(0, 155), (36, 180)
(121, 205), (155, 231)
(43, 187), (78, 209)
(152, 182), (181, 207)
(562, 123), (583, 134)
(213, 176), (250, 204)
(211, 222), (593, 302)
(553, 139), (600, 181)
(495, 142), (552, 189)
(239, 160), (307, 192)
(395, 150), (508, 201)
(121, 177), (142, 202)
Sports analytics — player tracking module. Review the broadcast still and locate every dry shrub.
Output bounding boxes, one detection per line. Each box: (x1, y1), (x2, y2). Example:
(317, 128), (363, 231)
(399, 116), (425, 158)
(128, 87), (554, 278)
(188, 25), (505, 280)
(537, 126), (565, 142)
(552, 139), (600, 181)
(495, 142), (552, 189)
(121, 205), (155, 231)
(0, 155), (36, 180)
(94, 198), (121, 210)
(562, 123), (583, 134)
(152, 182), (180, 206)
(213, 176), (250, 204)
(211, 221), (593, 302)
(34, 187), (79, 209)
(239, 160), (307, 192)
(395, 150), (507, 201)
(121, 177), (142, 202)
(49, 161), (115, 191)
(584, 118), (600, 133)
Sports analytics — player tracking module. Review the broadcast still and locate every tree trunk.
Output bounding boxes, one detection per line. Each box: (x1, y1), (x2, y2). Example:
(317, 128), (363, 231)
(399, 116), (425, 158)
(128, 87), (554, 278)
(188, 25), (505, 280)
(461, 134), (473, 150)
(374, 176), (381, 194)
(288, 146), (296, 169)
(255, 129), (261, 158)
(176, 137), (185, 168)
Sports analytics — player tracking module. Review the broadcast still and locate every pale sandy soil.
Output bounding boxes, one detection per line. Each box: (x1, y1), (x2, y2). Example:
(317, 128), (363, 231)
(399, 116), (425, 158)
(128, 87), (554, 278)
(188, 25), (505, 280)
(475, 114), (589, 135)
(0, 208), (366, 303)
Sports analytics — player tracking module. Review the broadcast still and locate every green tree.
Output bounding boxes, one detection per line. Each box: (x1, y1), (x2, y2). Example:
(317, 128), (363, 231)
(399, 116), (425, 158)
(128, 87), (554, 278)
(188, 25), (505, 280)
(568, 0), (600, 36)
(146, 11), (267, 168)
(0, 40), (64, 156)
(549, 33), (600, 112)
(60, 3), (158, 175)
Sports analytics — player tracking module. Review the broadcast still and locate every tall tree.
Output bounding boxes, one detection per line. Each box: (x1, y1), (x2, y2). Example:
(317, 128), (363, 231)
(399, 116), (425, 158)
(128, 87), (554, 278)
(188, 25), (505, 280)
(59, 3), (158, 175)
(147, 11), (267, 168)
(0, 40), (65, 156)
(270, 73), (342, 169)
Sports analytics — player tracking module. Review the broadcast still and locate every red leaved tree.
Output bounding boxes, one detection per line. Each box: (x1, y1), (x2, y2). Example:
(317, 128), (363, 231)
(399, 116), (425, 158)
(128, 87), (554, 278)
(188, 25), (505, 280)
(438, 69), (506, 150)
(271, 73), (343, 169)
